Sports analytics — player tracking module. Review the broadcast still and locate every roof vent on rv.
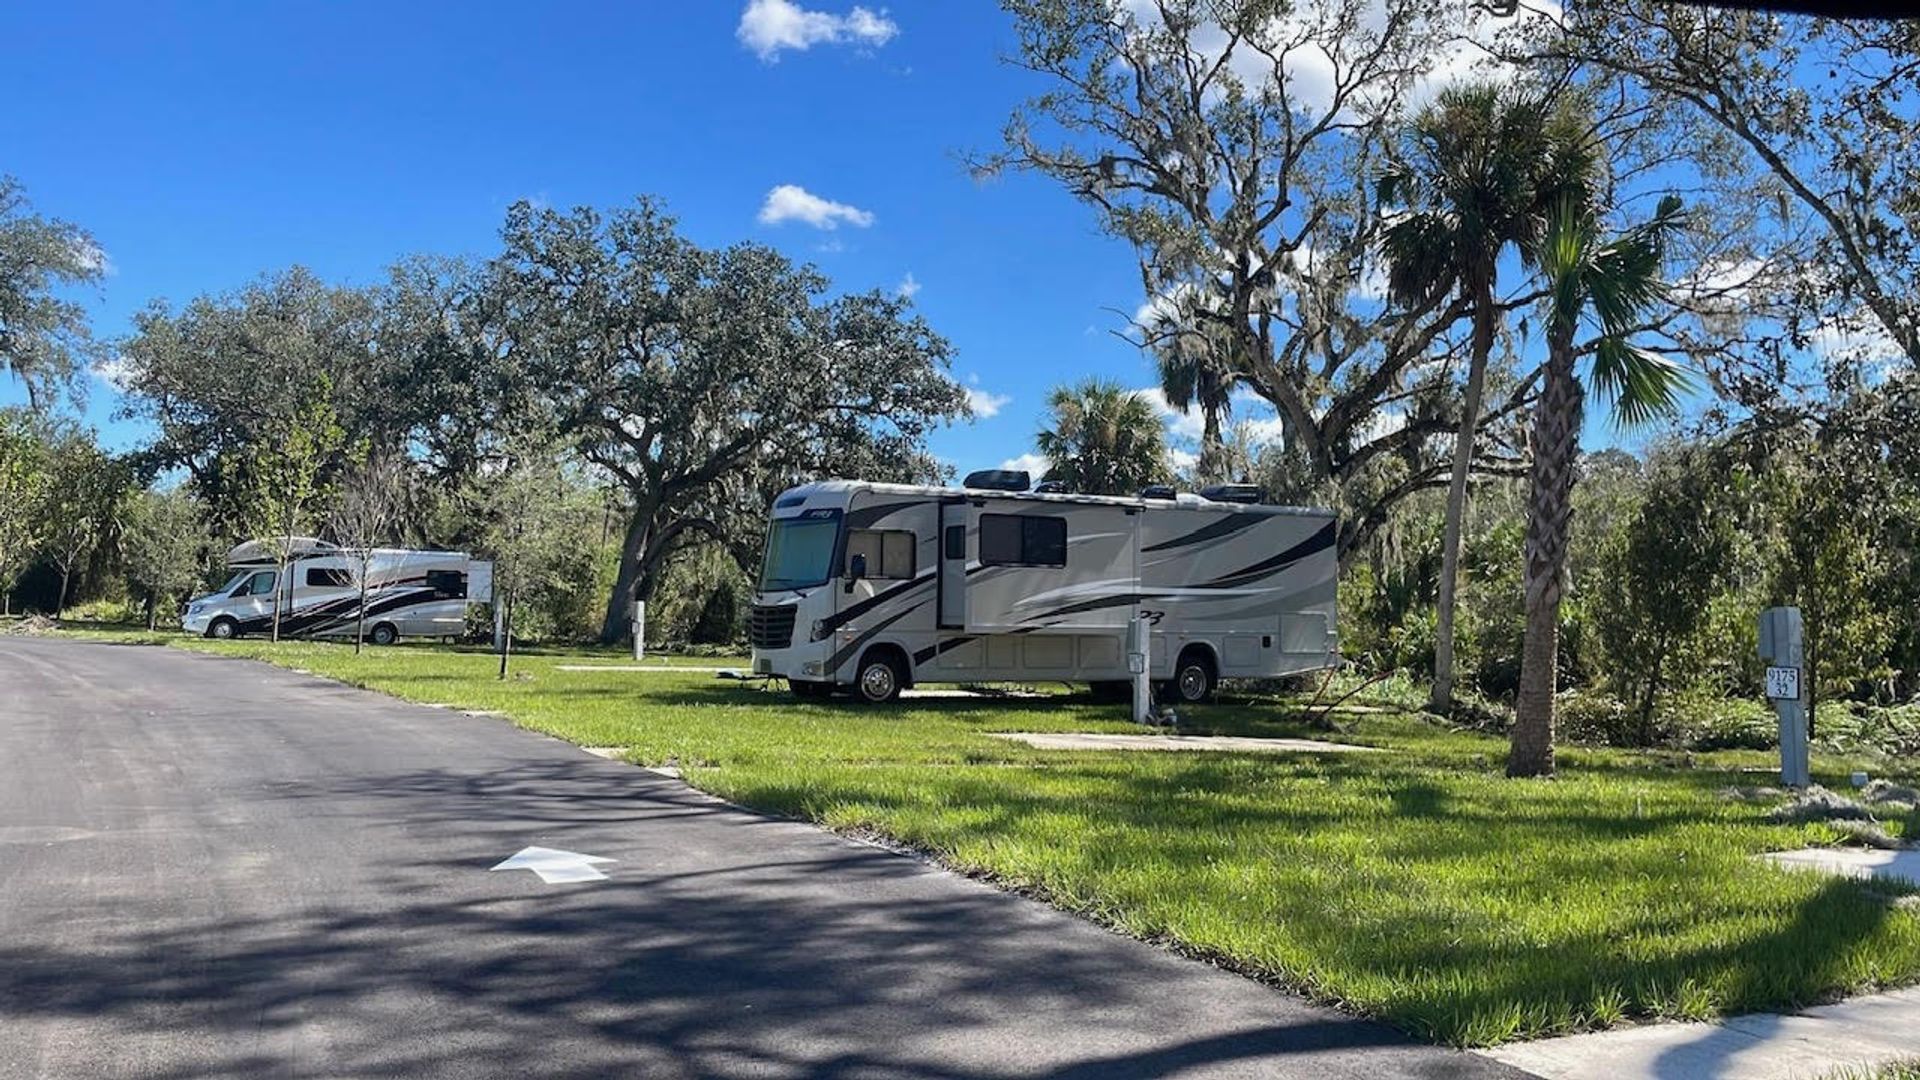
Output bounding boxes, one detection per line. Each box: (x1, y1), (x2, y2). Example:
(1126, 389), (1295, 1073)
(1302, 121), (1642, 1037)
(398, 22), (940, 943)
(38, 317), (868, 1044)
(963, 469), (1031, 492)
(1139, 484), (1178, 500)
(1032, 480), (1069, 494)
(1198, 483), (1265, 504)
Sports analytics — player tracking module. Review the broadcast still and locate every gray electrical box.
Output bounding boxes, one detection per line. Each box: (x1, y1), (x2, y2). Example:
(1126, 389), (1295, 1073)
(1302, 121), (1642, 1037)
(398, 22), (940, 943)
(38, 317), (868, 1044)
(1758, 606), (1809, 788)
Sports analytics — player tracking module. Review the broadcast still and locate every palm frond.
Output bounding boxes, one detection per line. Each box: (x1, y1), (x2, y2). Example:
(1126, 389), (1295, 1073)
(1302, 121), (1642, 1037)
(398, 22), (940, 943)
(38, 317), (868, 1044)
(1591, 337), (1691, 428)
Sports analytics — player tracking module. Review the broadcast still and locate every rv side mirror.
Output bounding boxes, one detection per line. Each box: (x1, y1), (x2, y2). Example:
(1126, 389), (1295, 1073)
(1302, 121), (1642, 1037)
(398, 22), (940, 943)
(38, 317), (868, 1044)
(846, 552), (868, 592)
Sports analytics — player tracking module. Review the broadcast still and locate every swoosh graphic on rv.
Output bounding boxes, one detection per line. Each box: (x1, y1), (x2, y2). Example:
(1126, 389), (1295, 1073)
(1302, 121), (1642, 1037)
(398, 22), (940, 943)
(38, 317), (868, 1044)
(817, 571), (935, 634)
(1140, 513), (1265, 553)
(825, 599), (929, 671)
(1193, 521), (1336, 590)
(845, 500), (930, 529)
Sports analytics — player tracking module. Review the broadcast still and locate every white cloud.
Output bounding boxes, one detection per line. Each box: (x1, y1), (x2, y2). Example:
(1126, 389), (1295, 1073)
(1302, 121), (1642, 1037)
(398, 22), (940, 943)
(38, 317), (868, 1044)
(91, 353), (135, 390)
(1168, 447), (1199, 471)
(737, 0), (898, 61)
(758, 184), (875, 230)
(999, 452), (1050, 478)
(896, 271), (920, 299)
(966, 386), (1011, 419)
(71, 238), (112, 276)
(1811, 309), (1903, 368)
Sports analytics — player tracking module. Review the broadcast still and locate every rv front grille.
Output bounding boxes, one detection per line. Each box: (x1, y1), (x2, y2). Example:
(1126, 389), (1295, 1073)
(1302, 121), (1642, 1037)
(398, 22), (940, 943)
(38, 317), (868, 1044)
(749, 604), (797, 649)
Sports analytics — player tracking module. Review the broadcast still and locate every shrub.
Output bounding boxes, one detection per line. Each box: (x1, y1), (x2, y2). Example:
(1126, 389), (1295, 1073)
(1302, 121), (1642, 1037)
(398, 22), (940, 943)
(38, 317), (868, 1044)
(1556, 689), (1635, 746)
(1660, 692), (1777, 751)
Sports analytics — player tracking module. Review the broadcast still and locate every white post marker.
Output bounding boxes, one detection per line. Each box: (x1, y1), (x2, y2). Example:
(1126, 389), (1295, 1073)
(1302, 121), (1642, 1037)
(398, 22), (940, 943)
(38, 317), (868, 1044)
(632, 600), (646, 661)
(1128, 613), (1152, 726)
(490, 846), (616, 884)
(1759, 606), (1810, 789)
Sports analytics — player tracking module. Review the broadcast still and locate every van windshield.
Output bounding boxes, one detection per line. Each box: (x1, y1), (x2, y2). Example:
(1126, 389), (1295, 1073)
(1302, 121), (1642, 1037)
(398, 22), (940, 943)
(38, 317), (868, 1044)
(759, 512), (841, 591)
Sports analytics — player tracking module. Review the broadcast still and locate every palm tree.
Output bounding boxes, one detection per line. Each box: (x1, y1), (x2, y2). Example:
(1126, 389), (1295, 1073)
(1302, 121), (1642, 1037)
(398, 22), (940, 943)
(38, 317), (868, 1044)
(1143, 290), (1236, 480)
(1035, 378), (1171, 496)
(1378, 83), (1599, 714)
(1509, 193), (1688, 777)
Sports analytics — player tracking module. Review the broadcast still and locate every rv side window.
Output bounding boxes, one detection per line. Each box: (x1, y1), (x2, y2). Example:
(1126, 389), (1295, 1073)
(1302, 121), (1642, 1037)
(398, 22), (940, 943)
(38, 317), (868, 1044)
(425, 570), (467, 599)
(944, 525), (965, 560)
(305, 567), (352, 588)
(979, 513), (1067, 568)
(234, 571), (277, 597)
(845, 529), (915, 580)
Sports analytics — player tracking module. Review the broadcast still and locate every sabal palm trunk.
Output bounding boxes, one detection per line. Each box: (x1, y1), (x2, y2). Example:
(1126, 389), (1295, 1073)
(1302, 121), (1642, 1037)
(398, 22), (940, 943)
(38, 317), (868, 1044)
(1430, 287), (1496, 713)
(1511, 324), (1580, 778)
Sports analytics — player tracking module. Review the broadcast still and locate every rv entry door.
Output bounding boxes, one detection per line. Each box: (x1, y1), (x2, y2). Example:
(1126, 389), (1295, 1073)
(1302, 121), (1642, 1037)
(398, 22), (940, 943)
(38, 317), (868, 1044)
(938, 499), (967, 630)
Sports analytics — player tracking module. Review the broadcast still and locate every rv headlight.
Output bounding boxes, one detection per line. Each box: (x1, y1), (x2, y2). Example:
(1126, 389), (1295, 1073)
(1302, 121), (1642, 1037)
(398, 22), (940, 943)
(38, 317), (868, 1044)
(802, 660), (825, 676)
(811, 619), (826, 641)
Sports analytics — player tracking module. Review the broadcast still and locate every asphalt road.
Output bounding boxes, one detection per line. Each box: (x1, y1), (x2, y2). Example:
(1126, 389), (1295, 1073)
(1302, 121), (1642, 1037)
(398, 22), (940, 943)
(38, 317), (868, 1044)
(0, 637), (1528, 1079)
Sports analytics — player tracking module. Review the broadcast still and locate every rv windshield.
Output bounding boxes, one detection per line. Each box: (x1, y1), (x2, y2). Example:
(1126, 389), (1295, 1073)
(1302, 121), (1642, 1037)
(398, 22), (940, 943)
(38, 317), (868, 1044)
(759, 512), (841, 591)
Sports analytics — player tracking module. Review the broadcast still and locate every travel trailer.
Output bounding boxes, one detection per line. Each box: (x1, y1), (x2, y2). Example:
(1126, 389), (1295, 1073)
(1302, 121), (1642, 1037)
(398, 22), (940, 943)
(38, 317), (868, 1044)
(181, 538), (493, 645)
(749, 472), (1338, 704)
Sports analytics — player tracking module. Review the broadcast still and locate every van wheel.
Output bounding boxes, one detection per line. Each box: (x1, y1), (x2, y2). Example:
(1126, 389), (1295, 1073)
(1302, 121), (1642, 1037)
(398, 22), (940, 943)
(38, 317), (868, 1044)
(790, 679), (833, 700)
(369, 623), (399, 647)
(207, 618), (239, 641)
(854, 651), (904, 704)
(1165, 649), (1216, 705)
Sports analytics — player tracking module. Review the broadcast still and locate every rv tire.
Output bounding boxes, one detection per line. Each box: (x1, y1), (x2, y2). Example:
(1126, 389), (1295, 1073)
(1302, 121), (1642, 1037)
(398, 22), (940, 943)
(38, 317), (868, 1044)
(854, 650), (905, 704)
(369, 622), (399, 647)
(207, 617), (239, 641)
(1164, 648), (1217, 705)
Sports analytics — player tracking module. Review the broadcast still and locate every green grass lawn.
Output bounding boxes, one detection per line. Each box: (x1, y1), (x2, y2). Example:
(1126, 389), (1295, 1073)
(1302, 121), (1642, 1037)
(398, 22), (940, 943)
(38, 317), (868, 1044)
(59, 626), (1920, 1047)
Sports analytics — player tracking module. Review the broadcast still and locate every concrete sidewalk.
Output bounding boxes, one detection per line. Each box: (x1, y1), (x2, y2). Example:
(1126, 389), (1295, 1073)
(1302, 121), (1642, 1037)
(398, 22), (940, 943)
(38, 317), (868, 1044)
(1484, 986), (1920, 1079)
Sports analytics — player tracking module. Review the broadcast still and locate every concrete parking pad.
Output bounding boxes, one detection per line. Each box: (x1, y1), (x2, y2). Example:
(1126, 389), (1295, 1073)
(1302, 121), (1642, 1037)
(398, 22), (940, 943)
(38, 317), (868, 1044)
(988, 731), (1382, 753)
(1762, 847), (1920, 887)
(1483, 985), (1920, 1080)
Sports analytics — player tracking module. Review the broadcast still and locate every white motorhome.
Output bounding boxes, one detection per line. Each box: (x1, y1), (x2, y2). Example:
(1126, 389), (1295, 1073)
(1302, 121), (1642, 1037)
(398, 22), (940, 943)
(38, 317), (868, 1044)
(181, 538), (493, 645)
(749, 472), (1339, 704)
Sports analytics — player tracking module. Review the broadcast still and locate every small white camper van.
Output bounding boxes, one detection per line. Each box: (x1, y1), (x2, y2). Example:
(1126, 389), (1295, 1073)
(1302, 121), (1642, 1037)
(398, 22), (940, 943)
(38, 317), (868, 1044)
(749, 472), (1339, 703)
(181, 538), (493, 645)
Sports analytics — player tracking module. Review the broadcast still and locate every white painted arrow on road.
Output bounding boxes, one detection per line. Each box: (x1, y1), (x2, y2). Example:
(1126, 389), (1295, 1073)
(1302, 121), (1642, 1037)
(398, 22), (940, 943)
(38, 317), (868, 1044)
(489, 846), (616, 884)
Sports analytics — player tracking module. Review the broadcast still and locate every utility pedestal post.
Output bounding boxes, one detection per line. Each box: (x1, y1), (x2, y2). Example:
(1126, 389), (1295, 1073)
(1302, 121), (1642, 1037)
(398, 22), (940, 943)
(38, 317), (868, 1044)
(1127, 613), (1152, 725)
(1759, 606), (1810, 789)
(632, 600), (646, 661)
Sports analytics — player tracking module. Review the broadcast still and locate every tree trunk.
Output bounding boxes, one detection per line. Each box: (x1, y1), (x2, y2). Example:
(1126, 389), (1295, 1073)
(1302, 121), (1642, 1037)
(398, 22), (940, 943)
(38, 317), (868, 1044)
(56, 567), (71, 621)
(498, 595), (512, 680)
(146, 594), (157, 631)
(270, 545), (287, 643)
(1430, 285), (1496, 713)
(355, 552), (370, 654)
(598, 507), (655, 644)
(1510, 326), (1580, 779)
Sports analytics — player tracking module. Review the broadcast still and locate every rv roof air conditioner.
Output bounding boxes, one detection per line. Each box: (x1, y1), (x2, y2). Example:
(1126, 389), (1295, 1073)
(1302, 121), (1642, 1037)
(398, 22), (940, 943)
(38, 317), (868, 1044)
(1199, 483), (1264, 504)
(1139, 484), (1178, 500)
(962, 469), (1031, 492)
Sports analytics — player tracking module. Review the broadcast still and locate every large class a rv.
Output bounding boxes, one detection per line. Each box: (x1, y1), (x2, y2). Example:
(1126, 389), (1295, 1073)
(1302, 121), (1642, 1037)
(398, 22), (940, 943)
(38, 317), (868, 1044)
(181, 538), (492, 645)
(750, 472), (1339, 704)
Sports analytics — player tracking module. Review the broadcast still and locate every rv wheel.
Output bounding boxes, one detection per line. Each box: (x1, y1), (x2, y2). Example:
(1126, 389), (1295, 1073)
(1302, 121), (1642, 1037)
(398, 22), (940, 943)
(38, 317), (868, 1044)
(1166, 649), (1217, 705)
(854, 651), (904, 704)
(369, 623), (399, 647)
(207, 617), (238, 641)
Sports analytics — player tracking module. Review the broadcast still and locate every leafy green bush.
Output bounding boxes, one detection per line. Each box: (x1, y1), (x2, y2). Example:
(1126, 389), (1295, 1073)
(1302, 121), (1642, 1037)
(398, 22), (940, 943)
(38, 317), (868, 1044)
(1556, 689), (1635, 746)
(1660, 692), (1777, 751)
(1820, 703), (1920, 758)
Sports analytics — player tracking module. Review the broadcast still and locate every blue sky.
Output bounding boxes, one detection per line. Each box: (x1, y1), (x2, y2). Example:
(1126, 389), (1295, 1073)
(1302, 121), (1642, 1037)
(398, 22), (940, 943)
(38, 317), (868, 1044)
(2, 0), (1186, 474)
